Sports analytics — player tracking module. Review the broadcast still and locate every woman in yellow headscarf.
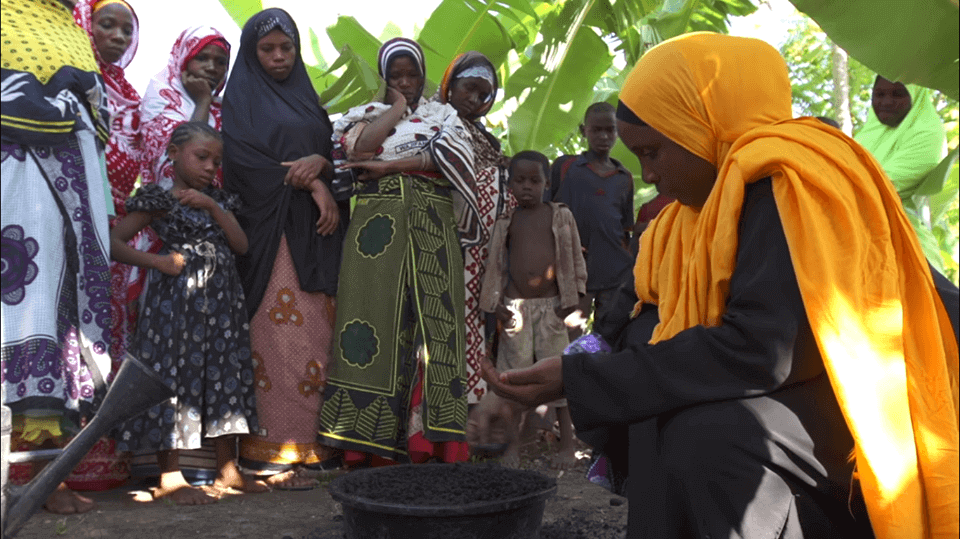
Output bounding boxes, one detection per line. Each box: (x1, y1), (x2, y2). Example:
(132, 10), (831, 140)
(472, 32), (958, 538)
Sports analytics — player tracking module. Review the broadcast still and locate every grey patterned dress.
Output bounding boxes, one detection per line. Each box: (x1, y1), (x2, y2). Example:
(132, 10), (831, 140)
(116, 184), (258, 452)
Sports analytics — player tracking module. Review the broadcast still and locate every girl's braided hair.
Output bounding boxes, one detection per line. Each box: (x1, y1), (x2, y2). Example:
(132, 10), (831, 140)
(167, 121), (222, 153)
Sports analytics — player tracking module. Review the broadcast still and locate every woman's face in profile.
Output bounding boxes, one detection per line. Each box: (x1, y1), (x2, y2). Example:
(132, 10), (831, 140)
(872, 78), (912, 127)
(618, 120), (717, 209)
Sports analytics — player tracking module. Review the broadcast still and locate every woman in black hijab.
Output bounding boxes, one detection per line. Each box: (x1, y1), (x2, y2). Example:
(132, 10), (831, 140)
(222, 8), (348, 489)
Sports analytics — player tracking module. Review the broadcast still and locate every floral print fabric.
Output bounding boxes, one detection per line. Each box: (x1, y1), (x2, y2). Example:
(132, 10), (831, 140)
(1, 112), (112, 423)
(115, 184), (258, 451)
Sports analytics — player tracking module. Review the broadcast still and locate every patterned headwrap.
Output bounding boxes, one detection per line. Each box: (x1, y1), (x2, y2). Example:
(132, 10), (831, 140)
(74, 0), (141, 208)
(377, 37), (425, 103)
(439, 51), (499, 120)
(140, 25), (231, 189)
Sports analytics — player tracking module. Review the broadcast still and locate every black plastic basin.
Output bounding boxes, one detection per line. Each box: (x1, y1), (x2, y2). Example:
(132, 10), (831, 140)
(328, 463), (557, 539)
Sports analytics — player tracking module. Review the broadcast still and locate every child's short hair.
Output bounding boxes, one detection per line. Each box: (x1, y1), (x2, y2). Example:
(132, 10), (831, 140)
(168, 121), (222, 151)
(509, 150), (550, 179)
(584, 101), (615, 121)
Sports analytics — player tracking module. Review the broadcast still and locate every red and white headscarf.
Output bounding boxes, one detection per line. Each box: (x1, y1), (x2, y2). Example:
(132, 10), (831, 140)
(74, 0), (141, 209)
(140, 25), (230, 189)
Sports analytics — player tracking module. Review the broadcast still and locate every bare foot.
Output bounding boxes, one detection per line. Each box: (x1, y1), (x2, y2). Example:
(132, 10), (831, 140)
(44, 483), (95, 514)
(214, 461), (270, 494)
(154, 472), (217, 505)
(263, 468), (318, 490)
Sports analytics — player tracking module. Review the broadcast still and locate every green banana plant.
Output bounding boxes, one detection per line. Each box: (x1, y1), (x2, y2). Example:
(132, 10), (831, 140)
(788, 0), (959, 101)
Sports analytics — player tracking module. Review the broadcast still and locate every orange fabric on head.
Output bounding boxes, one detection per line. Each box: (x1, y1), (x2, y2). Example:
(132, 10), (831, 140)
(618, 32), (791, 166)
(439, 51), (498, 119)
(626, 32), (958, 539)
(92, 0), (132, 12)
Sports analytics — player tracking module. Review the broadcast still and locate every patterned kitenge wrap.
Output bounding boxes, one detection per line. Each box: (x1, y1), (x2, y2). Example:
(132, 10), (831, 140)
(140, 25), (230, 190)
(439, 51), (513, 403)
(319, 39), (473, 463)
(223, 8), (348, 472)
(1, 0), (113, 431)
(0, 0), (110, 146)
(624, 32), (958, 539)
(74, 0), (144, 371)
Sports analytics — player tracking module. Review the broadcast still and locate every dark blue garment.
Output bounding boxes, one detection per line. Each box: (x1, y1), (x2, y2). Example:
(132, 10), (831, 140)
(221, 8), (349, 316)
(549, 153), (634, 292)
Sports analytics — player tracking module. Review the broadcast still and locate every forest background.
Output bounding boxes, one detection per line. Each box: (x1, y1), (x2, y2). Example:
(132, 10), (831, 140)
(201, 0), (958, 282)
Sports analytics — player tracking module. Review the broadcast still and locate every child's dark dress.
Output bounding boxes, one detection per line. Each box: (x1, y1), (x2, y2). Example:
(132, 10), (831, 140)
(116, 184), (258, 452)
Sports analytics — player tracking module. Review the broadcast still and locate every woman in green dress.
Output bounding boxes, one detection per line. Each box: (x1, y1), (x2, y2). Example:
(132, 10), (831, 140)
(319, 38), (482, 467)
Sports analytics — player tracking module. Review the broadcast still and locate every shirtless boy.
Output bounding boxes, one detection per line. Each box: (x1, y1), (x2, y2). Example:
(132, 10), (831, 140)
(478, 151), (587, 468)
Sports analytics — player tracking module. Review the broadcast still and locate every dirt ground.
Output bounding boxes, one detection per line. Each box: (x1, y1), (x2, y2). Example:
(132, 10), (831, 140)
(13, 440), (627, 539)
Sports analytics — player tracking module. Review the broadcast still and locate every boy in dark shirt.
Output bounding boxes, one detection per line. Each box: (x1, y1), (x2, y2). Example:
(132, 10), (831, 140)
(549, 103), (634, 338)
(480, 151), (587, 468)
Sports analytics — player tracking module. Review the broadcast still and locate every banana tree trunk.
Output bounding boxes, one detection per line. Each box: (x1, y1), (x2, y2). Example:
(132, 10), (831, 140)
(830, 42), (852, 136)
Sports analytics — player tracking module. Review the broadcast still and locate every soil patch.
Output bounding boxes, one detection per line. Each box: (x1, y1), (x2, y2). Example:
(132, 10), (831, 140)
(335, 463), (554, 506)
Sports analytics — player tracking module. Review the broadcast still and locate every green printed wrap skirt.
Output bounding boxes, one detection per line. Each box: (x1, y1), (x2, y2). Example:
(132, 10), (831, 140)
(319, 174), (468, 462)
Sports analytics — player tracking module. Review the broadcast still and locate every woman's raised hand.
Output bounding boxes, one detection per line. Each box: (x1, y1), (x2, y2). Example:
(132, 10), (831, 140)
(181, 72), (213, 103)
(384, 86), (407, 109)
(282, 154), (331, 190)
(479, 356), (565, 408)
(310, 180), (340, 236)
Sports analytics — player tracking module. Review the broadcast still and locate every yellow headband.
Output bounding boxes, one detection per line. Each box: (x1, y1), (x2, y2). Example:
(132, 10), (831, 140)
(93, 0), (133, 13)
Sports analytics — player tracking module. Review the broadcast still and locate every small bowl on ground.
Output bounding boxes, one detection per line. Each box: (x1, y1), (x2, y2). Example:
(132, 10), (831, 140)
(328, 462), (556, 539)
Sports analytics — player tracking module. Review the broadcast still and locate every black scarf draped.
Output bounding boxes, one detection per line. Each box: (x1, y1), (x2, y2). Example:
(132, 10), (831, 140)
(222, 8), (348, 315)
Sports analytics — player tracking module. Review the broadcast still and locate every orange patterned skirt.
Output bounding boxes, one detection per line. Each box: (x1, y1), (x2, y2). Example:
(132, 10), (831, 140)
(239, 236), (335, 473)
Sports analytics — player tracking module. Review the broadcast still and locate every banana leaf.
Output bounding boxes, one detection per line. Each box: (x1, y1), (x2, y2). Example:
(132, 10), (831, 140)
(417, 0), (538, 84)
(789, 0), (959, 100)
(318, 45), (382, 114)
(926, 147), (960, 223)
(217, 0), (261, 29)
(326, 16), (382, 74)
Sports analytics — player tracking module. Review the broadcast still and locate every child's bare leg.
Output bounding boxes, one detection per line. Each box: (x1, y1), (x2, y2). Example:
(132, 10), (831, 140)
(153, 450), (216, 505)
(213, 436), (269, 493)
(551, 406), (578, 470)
(501, 403), (525, 468)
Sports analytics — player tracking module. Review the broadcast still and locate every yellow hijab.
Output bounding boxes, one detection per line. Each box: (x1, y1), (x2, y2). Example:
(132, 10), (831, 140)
(625, 33), (958, 539)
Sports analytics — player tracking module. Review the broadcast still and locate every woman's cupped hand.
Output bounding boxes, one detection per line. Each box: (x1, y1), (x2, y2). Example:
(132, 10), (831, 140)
(479, 356), (564, 408)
